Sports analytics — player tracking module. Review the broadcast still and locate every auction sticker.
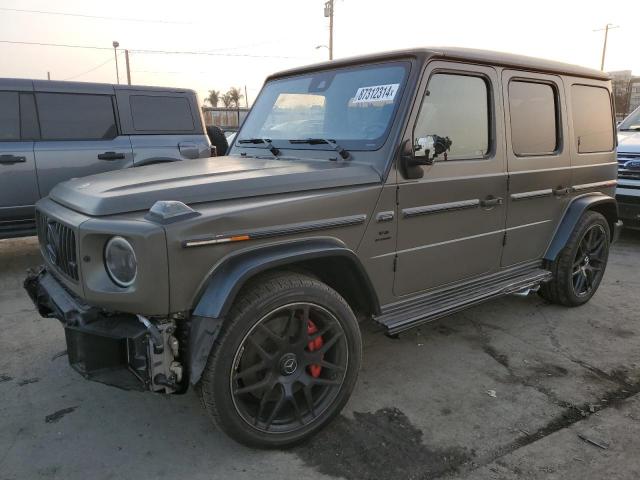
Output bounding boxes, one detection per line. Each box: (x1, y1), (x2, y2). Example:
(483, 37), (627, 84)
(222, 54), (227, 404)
(352, 83), (399, 104)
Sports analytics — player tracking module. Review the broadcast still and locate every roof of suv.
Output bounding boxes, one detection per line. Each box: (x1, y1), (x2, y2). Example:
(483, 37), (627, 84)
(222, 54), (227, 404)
(0, 77), (196, 95)
(268, 47), (609, 81)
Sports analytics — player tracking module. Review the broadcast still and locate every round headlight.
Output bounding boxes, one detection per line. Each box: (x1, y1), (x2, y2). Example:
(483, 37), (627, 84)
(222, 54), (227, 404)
(104, 236), (137, 287)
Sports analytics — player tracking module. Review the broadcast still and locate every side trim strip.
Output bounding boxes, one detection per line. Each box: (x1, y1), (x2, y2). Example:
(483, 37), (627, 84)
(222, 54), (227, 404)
(510, 188), (554, 201)
(183, 214), (367, 248)
(402, 199), (480, 218)
(572, 180), (617, 192)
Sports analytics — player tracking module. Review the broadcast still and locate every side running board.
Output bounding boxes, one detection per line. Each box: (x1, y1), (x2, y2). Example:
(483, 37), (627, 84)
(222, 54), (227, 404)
(374, 263), (551, 335)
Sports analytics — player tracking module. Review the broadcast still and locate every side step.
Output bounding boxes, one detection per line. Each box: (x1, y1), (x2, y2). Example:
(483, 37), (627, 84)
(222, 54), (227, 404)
(374, 263), (552, 335)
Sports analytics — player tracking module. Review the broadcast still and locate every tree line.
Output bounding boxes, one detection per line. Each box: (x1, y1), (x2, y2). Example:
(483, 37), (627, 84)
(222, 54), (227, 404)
(205, 87), (245, 108)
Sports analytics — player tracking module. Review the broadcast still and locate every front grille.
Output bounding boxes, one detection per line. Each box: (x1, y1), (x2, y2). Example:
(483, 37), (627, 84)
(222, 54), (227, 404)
(35, 211), (79, 281)
(618, 152), (640, 180)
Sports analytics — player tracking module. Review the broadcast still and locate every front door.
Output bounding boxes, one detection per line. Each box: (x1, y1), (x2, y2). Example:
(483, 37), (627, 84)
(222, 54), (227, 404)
(394, 62), (508, 296)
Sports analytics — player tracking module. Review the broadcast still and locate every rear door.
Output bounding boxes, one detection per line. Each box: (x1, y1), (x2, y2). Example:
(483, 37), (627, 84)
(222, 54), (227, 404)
(0, 89), (40, 229)
(33, 89), (133, 197)
(115, 89), (210, 165)
(501, 71), (571, 266)
(394, 62), (508, 295)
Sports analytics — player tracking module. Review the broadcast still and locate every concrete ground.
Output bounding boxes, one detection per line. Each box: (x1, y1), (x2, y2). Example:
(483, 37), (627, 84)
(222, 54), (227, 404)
(1, 231), (639, 480)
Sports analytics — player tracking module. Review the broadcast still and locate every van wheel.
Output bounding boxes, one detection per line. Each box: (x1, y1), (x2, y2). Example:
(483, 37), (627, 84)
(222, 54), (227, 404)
(540, 211), (610, 307)
(199, 272), (362, 448)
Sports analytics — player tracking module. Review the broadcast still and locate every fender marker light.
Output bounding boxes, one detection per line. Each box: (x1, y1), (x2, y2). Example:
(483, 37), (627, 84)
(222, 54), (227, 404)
(183, 235), (250, 248)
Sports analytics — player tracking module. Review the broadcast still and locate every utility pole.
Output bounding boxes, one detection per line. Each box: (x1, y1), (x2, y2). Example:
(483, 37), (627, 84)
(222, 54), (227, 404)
(324, 0), (334, 60)
(112, 40), (120, 84)
(594, 24), (619, 71)
(125, 49), (131, 85)
(47, 71), (51, 80)
(244, 85), (249, 108)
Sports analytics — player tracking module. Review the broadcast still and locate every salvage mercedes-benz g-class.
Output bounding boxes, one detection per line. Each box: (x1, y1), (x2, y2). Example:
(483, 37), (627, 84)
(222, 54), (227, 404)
(25, 48), (622, 448)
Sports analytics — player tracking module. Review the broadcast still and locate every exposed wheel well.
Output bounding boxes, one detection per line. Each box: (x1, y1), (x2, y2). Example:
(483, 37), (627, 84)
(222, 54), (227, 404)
(588, 201), (617, 239)
(243, 257), (378, 319)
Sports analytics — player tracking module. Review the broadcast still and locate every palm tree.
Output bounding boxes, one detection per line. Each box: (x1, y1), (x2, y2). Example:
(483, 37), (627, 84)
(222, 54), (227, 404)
(226, 87), (244, 108)
(221, 92), (234, 108)
(206, 90), (220, 107)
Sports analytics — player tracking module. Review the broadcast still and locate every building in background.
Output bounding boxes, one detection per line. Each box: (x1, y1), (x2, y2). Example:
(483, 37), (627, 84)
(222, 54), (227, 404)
(609, 70), (640, 120)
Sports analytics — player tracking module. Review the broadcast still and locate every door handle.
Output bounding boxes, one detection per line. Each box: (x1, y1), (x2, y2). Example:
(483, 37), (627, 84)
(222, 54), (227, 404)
(97, 151), (126, 161)
(553, 186), (572, 196)
(480, 196), (503, 208)
(0, 154), (26, 164)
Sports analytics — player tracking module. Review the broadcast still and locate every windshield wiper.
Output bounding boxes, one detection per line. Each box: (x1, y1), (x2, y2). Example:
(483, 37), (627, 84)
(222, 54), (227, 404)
(619, 126), (640, 131)
(237, 138), (280, 157)
(288, 138), (350, 160)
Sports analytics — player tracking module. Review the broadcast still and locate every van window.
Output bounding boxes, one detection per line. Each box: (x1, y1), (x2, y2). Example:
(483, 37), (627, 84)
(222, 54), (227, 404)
(37, 93), (117, 140)
(414, 73), (489, 160)
(509, 81), (558, 156)
(129, 95), (194, 132)
(571, 85), (614, 153)
(0, 92), (20, 141)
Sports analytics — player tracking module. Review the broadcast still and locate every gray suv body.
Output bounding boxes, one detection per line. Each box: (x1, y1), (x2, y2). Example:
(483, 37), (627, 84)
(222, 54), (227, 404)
(0, 79), (210, 239)
(25, 48), (622, 448)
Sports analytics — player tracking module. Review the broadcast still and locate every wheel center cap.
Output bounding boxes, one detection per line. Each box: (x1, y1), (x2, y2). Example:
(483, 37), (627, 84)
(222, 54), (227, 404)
(584, 256), (590, 265)
(279, 353), (298, 376)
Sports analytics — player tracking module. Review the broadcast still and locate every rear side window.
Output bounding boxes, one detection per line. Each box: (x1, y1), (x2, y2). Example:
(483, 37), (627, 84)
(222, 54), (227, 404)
(129, 95), (194, 132)
(571, 85), (614, 153)
(37, 93), (117, 140)
(509, 81), (558, 156)
(414, 73), (490, 160)
(0, 92), (20, 141)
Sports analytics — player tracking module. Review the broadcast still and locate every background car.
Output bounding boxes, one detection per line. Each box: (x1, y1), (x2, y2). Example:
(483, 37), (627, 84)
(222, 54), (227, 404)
(0, 78), (211, 239)
(617, 106), (640, 229)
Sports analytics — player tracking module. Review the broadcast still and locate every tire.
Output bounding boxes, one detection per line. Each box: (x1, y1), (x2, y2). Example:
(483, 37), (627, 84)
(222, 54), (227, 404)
(540, 211), (610, 307)
(199, 271), (362, 448)
(206, 125), (229, 156)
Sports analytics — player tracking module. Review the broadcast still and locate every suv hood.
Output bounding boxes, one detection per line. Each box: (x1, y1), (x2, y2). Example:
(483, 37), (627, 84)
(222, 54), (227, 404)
(618, 131), (640, 153)
(49, 156), (381, 216)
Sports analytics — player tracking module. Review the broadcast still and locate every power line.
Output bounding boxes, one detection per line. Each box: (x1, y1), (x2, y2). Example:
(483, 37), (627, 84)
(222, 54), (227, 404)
(0, 7), (191, 24)
(0, 39), (111, 51)
(62, 56), (115, 81)
(0, 39), (307, 59)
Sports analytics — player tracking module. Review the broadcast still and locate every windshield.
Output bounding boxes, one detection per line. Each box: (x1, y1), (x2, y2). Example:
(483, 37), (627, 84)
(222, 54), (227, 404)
(619, 106), (640, 131)
(237, 62), (409, 152)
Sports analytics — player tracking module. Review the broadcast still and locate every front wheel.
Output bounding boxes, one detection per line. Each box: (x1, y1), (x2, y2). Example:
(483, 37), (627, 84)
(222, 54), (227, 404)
(540, 211), (610, 306)
(199, 272), (362, 448)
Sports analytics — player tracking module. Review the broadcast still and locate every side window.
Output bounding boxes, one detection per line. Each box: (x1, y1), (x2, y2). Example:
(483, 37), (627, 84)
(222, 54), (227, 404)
(509, 81), (558, 156)
(0, 92), (20, 141)
(19, 94), (40, 140)
(129, 95), (194, 132)
(414, 73), (490, 160)
(571, 85), (614, 153)
(36, 93), (117, 140)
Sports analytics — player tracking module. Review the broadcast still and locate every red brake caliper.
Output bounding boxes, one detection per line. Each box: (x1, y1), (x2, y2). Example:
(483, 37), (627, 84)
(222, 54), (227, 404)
(307, 320), (324, 378)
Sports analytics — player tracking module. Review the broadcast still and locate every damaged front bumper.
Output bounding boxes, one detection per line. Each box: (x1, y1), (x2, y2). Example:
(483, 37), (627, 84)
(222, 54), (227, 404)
(24, 267), (183, 393)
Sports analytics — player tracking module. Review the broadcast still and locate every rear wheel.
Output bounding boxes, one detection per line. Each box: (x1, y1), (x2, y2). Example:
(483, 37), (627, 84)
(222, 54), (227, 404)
(199, 272), (362, 448)
(540, 211), (610, 306)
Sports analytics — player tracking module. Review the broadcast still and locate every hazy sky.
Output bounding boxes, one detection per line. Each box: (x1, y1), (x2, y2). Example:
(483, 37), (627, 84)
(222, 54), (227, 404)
(0, 0), (638, 106)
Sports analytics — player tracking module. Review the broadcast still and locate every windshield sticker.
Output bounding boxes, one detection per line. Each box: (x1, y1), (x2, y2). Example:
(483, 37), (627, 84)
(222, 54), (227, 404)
(352, 83), (400, 104)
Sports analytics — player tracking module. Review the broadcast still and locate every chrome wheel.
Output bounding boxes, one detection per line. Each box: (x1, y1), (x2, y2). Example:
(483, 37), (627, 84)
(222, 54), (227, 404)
(230, 302), (348, 434)
(572, 224), (607, 297)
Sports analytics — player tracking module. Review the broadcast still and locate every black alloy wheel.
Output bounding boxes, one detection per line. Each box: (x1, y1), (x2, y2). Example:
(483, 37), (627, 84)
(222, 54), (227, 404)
(230, 302), (348, 433)
(571, 223), (607, 297)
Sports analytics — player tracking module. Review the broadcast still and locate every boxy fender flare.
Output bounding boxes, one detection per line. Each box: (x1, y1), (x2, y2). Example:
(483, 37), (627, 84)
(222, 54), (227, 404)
(544, 193), (619, 262)
(187, 237), (379, 384)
